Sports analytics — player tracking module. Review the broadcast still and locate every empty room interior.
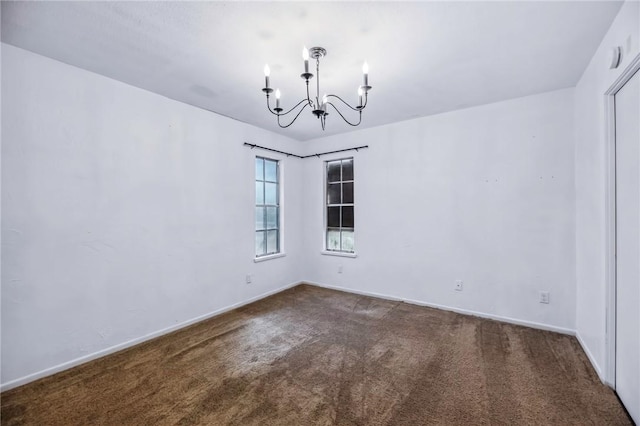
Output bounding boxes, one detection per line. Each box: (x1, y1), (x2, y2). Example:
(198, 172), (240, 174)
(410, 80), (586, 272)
(1, 1), (639, 424)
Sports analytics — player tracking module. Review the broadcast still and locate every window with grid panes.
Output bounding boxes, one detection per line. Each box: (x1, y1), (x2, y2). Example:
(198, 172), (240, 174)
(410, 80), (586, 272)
(255, 157), (280, 257)
(326, 158), (354, 252)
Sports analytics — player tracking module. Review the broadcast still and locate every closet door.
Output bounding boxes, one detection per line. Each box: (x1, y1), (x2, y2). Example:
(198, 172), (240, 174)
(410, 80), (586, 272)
(615, 68), (640, 424)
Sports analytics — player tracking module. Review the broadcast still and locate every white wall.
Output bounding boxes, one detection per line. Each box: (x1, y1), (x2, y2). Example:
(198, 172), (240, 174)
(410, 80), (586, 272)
(301, 89), (576, 332)
(6, 1), (633, 387)
(1, 44), (304, 388)
(574, 0), (639, 380)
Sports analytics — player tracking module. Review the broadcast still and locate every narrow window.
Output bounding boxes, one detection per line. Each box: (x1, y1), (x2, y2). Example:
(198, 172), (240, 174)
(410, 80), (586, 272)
(326, 158), (354, 253)
(255, 157), (280, 257)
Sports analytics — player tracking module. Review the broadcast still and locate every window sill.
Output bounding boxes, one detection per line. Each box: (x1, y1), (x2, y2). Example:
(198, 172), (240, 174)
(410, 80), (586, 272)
(321, 250), (357, 258)
(254, 252), (286, 263)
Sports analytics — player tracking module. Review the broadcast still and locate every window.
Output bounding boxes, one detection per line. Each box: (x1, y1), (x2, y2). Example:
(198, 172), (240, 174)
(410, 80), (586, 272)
(326, 158), (354, 253)
(255, 157), (280, 257)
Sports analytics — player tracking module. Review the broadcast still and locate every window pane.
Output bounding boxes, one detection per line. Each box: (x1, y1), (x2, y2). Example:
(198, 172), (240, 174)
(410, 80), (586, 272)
(342, 159), (354, 181)
(255, 231), (266, 256)
(255, 158), (264, 181)
(325, 158), (354, 253)
(266, 230), (279, 254)
(255, 157), (279, 258)
(327, 206), (341, 228)
(341, 230), (354, 252)
(327, 161), (341, 182)
(327, 229), (341, 250)
(265, 182), (278, 205)
(255, 181), (264, 204)
(266, 207), (278, 229)
(342, 182), (354, 204)
(342, 206), (354, 228)
(255, 207), (265, 230)
(327, 183), (341, 205)
(265, 160), (278, 182)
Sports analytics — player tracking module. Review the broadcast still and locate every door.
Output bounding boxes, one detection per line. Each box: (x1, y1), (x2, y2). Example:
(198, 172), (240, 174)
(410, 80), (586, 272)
(615, 68), (640, 423)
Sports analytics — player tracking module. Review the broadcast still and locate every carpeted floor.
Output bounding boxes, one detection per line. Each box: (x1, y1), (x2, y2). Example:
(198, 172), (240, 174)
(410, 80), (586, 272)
(1, 284), (632, 425)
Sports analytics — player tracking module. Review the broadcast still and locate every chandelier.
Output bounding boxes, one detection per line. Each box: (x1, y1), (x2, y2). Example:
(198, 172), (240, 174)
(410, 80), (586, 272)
(262, 46), (372, 130)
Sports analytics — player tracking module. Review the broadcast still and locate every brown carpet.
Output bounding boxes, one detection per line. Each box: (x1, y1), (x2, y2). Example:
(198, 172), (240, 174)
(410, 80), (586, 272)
(1, 284), (631, 425)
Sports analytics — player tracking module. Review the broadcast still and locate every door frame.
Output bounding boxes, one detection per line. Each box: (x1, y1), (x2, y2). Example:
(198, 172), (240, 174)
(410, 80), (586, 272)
(604, 51), (640, 388)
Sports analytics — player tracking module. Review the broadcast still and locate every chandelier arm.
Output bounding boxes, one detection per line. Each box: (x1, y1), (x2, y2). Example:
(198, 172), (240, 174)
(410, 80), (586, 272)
(277, 103), (310, 128)
(326, 94), (362, 112)
(265, 96), (279, 116)
(266, 96), (309, 117)
(281, 98), (312, 116)
(327, 103), (362, 127)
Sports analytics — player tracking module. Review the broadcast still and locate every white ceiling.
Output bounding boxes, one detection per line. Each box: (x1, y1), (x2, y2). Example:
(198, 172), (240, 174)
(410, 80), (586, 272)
(1, 1), (623, 141)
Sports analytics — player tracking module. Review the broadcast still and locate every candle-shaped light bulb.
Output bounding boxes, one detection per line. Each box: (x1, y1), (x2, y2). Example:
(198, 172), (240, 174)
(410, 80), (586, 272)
(302, 46), (310, 74)
(362, 61), (369, 86)
(358, 86), (363, 107)
(275, 89), (281, 109)
(322, 94), (328, 112)
(264, 64), (271, 89)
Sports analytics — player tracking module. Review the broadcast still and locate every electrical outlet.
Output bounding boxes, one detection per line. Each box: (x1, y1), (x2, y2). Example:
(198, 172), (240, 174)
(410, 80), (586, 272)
(338, 265), (343, 274)
(540, 291), (550, 304)
(455, 280), (463, 291)
(246, 274), (252, 284)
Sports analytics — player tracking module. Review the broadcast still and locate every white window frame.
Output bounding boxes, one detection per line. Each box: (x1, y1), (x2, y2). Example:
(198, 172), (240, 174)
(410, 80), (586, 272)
(323, 157), (356, 255)
(254, 156), (283, 260)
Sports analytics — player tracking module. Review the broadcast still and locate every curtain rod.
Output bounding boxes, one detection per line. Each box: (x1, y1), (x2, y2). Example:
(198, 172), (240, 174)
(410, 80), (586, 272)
(243, 143), (303, 158)
(243, 143), (369, 159)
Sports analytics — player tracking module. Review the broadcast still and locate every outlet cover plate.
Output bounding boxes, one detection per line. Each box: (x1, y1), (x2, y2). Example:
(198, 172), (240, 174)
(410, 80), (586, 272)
(540, 291), (550, 304)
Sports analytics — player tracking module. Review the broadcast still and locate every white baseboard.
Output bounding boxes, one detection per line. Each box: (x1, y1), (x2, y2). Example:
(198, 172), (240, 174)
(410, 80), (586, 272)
(1, 281), (301, 392)
(1, 280), (588, 392)
(576, 331), (606, 384)
(304, 281), (576, 336)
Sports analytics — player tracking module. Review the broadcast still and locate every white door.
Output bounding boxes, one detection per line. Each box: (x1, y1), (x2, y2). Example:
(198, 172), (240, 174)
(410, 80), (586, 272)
(615, 68), (640, 423)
